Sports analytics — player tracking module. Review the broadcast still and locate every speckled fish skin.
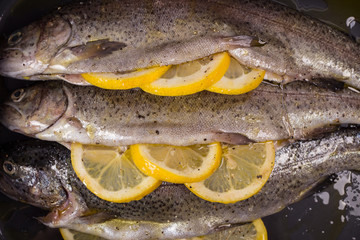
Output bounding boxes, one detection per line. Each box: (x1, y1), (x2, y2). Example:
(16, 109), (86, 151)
(0, 129), (359, 239)
(1, 81), (360, 146)
(0, 0), (359, 89)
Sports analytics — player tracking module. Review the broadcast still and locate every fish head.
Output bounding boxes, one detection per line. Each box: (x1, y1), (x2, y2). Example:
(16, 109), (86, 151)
(0, 142), (68, 209)
(0, 82), (67, 136)
(0, 15), (71, 79)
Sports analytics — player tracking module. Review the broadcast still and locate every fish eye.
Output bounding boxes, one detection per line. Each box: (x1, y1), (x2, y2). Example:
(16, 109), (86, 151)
(8, 31), (22, 46)
(3, 161), (16, 175)
(11, 89), (25, 102)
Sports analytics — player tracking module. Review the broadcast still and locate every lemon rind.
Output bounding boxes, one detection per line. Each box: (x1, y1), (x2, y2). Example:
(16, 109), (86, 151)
(81, 65), (170, 90)
(207, 69), (265, 95)
(131, 143), (222, 183)
(71, 143), (162, 203)
(140, 52), (231, 96)
(185, 142), (275, 204)
(253, 219), (268, 240)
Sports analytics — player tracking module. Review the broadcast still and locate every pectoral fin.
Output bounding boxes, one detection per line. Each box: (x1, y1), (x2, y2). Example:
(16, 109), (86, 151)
(69, 39), (127, 59)
(47, 40), (127, 71)
(212, 132), (254, 145)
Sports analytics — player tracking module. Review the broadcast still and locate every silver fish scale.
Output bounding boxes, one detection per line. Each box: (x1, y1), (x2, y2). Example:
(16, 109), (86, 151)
(60, 0), (234, 46)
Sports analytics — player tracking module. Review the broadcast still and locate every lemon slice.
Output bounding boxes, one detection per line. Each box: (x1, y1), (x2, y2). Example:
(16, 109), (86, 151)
(252, 219), (268, 240)
(207, 57), (265, 95)
(71, 143), (161, 203)
(181, 219), (267, 240)
(185, 142), (275, 203)
(131, 143), (222, 183)
(140, 52), (231, 96)
(81, 65), (170, 90)
(60, 218), (267, 240)
(60, 228), (105, 240)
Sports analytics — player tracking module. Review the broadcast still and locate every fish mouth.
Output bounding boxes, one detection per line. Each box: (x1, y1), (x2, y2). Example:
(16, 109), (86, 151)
(0, 84), (69, 136)
(0, 172), (24, 204)
(0, 103), (24, 133)
(0, 103), (45, 136)
(0, 170), (65, 210)
(0, 48), (48, 79)
(0, 16), (72, 79)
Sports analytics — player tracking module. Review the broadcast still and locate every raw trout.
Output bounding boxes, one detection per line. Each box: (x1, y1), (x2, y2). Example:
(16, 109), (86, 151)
(1, 81), (360, 146)
(0, 0), (359, 88)
(0, 129), (359, 239)
(60, 221), (265, 240)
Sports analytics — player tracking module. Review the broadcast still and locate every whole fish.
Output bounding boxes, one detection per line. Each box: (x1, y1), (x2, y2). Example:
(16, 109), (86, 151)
(0, 129), (359, 239)
(1, 81), (360, 146)
(61, 221), (264, 240)
(0, 0), (359, 88)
